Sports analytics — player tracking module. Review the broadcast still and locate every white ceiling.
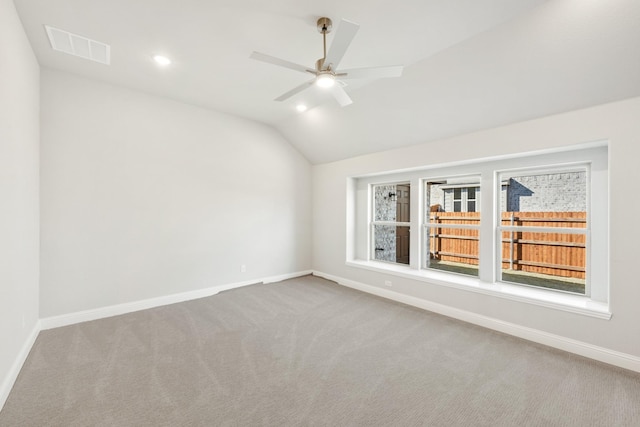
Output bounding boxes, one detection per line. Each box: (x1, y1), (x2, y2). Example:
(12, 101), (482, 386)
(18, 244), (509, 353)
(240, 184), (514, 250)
(14, 0), (640, 164)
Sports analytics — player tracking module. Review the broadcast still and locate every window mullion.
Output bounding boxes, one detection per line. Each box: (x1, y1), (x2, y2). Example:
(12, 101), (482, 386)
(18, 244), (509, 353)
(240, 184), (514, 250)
(478, 170), (495, 283)
(410, 178), (421, 270)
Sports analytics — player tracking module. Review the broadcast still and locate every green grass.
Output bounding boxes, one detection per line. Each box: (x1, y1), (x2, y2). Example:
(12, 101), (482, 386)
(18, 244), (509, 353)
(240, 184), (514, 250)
(428, 261), (479, 277)
(501, 271), (585, 294)
(428, 260), (585, 294)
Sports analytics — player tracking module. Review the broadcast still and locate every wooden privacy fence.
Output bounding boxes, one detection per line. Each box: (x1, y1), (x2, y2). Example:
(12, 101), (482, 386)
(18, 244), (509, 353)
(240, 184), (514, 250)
(428, 212), (586, 279)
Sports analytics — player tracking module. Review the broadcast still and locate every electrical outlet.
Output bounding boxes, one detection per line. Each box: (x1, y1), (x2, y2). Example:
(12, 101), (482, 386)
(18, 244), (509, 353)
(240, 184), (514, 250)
(241, 265), (246, 273)
(384, 280), (392, 287)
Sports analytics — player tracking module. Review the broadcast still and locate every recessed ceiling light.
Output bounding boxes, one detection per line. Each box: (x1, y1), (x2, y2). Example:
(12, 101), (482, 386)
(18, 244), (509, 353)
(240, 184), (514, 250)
(296, 104), (308, 112)
(153, 55), (171, 66)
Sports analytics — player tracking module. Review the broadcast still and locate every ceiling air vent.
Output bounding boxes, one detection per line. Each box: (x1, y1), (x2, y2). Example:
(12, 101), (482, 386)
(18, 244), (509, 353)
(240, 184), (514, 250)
(45, 25), (110, 65)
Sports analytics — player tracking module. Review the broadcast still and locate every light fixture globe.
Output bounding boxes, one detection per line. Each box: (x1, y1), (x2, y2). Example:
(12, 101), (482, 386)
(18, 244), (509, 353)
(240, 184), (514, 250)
(153, 55), (171, 66)
(316, 73), (336, 88)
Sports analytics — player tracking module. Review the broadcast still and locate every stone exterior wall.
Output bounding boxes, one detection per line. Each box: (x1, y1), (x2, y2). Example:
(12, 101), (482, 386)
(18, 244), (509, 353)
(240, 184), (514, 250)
(373, 185), (397, 262)
(505, 172), (586, 212)
(374, 225), (396, 262)
(374, 185), (397, 221)
(500, 184), (508, 213)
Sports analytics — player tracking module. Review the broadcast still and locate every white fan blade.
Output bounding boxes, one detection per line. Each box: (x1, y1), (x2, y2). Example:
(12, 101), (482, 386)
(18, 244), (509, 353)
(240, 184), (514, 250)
(331, 84), (353, 107)
(323, 19), (359, 71)
(339, 65), (403, 80)
(275, 80), (315, 102)
(250, 51), (316, 74)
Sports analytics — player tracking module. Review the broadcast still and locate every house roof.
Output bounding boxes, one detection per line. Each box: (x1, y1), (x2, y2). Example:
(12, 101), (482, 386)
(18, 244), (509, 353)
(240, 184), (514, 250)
(14, 0), (640, 164)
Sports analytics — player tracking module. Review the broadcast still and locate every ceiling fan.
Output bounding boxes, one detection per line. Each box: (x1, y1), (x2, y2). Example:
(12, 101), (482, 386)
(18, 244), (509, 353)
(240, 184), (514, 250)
(250, 17), (403, 107)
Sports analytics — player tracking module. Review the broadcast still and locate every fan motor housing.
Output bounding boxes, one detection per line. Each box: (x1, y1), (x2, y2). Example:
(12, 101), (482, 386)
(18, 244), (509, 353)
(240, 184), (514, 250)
(317, 17), (333, 34)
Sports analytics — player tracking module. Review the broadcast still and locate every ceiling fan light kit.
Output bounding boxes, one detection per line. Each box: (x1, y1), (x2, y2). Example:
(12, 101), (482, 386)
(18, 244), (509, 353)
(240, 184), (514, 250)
(250, 16), (403, 108)
(315, 73), (336, 88)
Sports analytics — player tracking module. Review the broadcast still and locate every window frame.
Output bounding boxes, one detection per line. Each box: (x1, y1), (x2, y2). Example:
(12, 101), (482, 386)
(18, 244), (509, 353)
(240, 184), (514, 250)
(467, 187), (477, 212)
(348, 143), (609, 318)
(424, 176), (482, 277)
(453, 187), (462, 212)
(369, 182), (412, 265)
(495, 164), (590, 296)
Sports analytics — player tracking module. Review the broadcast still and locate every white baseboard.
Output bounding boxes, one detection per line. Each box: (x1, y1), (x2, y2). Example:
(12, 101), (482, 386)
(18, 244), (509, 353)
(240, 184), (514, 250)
(263, 270), (313, 284)
(40, 270), (313, 330)
(312, 270), (640, 373)
(2, 270), (312, 410)
(0, 321), (41, 411)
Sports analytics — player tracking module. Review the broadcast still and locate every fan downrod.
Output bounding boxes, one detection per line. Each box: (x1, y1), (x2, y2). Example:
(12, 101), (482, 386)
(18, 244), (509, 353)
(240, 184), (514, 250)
(316, 17), (333, 71)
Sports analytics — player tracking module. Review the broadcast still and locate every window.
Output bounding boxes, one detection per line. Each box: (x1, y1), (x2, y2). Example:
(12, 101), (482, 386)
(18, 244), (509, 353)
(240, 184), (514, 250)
(467, 187), (477, 212)
(498, 168), (588, 294)
(371, 183), (410, 265)
(448, 186), (478, 212)
(428, 185), (480, 213)
(349, 143), (609, 315)
(453, 188), (462, 212)
(425, 177), (481, 277)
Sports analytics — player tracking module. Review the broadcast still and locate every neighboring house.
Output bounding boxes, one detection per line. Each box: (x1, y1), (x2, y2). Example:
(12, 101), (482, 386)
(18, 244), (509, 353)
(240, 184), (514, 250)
(429, 184), (479, 212)
(429, 171), (586, 213)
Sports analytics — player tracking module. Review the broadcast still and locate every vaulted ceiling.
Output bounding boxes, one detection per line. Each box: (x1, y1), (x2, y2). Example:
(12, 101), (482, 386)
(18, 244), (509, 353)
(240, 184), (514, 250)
(14, 0), (640, 164)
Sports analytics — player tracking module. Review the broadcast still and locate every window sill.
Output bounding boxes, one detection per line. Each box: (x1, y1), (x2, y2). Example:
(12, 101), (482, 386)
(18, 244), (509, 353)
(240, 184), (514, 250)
(345, 260), (611, 320)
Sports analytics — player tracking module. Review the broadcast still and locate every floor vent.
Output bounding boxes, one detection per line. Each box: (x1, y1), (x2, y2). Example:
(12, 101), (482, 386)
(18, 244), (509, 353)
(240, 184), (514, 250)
(45, 25), (110, 65)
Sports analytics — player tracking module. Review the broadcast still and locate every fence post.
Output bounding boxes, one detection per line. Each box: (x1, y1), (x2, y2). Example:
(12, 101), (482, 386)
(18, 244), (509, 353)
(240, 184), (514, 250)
(432, 214), (436, 260)
(509, 212), (514, 270)
(427, 214), (432, 267)
(434, 214), (440, 261)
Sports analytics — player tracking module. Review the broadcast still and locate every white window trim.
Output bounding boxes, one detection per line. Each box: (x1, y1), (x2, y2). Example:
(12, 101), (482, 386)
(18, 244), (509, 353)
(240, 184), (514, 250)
(425, 175), (482, 269)
(345, 259), (610, 319)
(348, 142), (609, 320)
(496, 163), (592, 297)
(370, 182), (411, 263)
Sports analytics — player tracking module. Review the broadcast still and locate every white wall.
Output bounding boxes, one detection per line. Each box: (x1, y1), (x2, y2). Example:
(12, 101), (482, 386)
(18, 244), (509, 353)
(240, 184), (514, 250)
(312, 97), (640, 358)
(40, 69), (311, 317)
(0, 0), (40, 406)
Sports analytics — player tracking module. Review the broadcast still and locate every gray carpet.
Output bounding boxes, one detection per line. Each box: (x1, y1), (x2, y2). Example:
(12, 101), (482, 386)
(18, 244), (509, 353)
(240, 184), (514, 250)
(1, 275), (639, 426)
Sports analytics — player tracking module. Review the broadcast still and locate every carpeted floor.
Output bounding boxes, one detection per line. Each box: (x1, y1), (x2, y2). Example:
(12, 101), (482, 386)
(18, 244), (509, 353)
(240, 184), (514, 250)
(1, 275), (639, 426)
